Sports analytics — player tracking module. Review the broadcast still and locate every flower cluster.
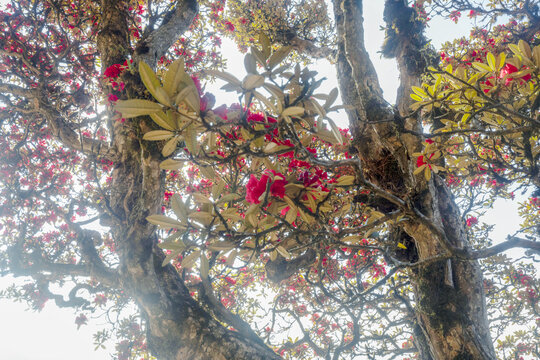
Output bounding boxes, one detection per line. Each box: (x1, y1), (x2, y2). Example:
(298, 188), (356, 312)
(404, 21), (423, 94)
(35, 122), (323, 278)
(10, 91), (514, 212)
(246, 170), (288, 204)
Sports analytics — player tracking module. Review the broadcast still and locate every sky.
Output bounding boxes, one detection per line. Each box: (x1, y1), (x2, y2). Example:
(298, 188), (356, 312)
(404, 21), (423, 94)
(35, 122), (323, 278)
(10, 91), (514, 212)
(0, 2), (525, 360)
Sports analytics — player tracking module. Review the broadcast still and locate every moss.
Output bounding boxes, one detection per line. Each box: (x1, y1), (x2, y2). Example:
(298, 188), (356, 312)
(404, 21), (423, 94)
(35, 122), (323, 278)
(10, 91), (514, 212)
(414, 260), (468, 335)
(453, 351), (474, 360)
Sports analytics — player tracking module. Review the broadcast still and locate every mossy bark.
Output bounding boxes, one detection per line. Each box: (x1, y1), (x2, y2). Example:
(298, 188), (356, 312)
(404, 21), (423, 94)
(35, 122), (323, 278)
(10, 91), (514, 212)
(96, 1), (279, 358)
(332, 1), (496, 359)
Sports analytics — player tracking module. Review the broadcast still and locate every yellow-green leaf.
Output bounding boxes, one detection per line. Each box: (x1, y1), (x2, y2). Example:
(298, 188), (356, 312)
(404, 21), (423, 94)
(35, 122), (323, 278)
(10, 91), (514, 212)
(244, 53), (258, 74)
(150, 111), (176, 131)
(324, 88), (339, 109)
(143, 130), (174, 141)
(162, 135), (180, 157)
(162, 250), (181, 267)
(147, 214), (185, 229)
(204, 69), (242, 87)
(276, 245), (291, 259)
(410, 93), (423, 102)
(200, 253), (209, 278)
(268, 46), (292, 69)
(486, 52), (496, 71)
(160, 158), (184, 170)
(472, 62), (492, 73)
(208, 241), (236, 252)
(115, 99), (162, 118)
(181, 250), (200, 269)
(259, 33), (271, 59)
(282, 106), (304, 117)
(163, 58), (186, 97)
(327, 118), (343, 144)
(242, 74), (265, 90)
(336, 175), (355, 186)
(171, 194), (188, 222)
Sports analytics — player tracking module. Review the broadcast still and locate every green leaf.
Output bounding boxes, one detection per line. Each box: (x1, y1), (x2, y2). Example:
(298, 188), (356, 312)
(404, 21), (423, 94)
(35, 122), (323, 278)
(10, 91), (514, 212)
(160, 158), (184, 170)
(184, 124), (198, 155)
(327, 118), (343, 144)
(497, 53), (506, 71)
(242, 74), (265, 90)
(411, 86), (427, 98)
(175, 85), (200, 114)
(244, 53), (258, 74)
(250, 46), (266, 66)
(147, 214), (185, 229)
(324, 88), (339, 109)
(139, 62), (171, 106)
(150, 111), (176, 131)
(472, 62), (492, 72)
(189, 212), (215, 226)
(143, 130), (174, 141)
(218, 193), (241, 204)
(268, 46), (292, 69)
(204, 69), (242, 87)
(207, 241), (235, 252)
(276, 245), (291, 259)
(336, 175), (355, 186)
(193, 193), (212, 204)
(181, 250), (200, 269)
(282, 106), (304, 117)
(253, 91), (278, 114)
(225, 249), (238, 266)
(486, 52), (496, 71)
(171, 194), (188, 221)
(259, 33), (272, 60)
(158, 240), (186, 251)
(161, 250), (181, 267)
(115, 99), (162, 118)
(518, 40), (532, 58)
(162, 135), (180, 157)
(200, 253), (209, 278)
(163, 58), (186, 97)
(410, 93), (423, 102)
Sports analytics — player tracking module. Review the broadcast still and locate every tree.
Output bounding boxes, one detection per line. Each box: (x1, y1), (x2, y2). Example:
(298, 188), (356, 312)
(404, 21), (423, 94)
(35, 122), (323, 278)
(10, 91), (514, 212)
(0, 0), (539, 359)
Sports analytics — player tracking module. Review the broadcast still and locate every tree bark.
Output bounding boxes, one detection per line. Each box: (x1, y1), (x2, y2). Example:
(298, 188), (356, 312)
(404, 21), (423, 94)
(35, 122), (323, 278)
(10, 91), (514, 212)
(332, 1), (497, 359)
(96, 1), (279, 358)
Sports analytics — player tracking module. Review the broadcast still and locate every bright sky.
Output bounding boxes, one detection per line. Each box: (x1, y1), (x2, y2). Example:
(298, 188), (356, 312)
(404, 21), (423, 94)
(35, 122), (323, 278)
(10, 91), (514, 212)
(0, 2), (523, 360)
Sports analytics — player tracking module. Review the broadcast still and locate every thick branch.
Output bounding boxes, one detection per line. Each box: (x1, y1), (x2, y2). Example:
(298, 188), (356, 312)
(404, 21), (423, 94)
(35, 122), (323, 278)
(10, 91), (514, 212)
(0, 82), (113, 158)
(135, 0), (198, 68)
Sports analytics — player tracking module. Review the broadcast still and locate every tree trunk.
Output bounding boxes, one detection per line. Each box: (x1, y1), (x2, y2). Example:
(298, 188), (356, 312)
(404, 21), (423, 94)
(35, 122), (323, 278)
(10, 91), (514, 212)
(96, 1), (279, 358)
(332, 1), (497, 359)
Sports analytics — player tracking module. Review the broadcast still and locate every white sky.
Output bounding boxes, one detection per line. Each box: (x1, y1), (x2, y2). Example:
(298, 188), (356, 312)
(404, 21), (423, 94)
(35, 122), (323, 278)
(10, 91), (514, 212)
(0, 2), (524, 360)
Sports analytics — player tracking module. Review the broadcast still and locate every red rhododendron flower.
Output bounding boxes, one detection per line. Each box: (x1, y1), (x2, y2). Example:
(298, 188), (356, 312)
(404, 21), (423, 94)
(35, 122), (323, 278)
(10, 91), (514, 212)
(213, 104), (228, 119)
(416, 155), (428, 167)
(246, 170), (288, 204)
(499, 63), (531, 85)
(103, 64), (123, 78)
(224, 21), (235, 32)
(466, 216), (478, 227)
